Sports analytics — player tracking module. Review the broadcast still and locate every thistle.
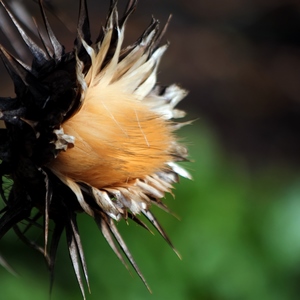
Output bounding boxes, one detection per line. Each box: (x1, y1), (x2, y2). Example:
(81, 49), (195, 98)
(0, 0), (190, 298)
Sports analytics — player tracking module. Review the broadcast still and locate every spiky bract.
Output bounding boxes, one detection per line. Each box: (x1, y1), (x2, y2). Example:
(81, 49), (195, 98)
(0, 0), (190, 298)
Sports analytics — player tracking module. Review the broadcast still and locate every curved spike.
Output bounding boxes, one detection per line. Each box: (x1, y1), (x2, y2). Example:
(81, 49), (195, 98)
(127, 213), (154, 234)
(95, 213), (131, 272)
(69, 212), (90, 294)
(40, 168), (53, 256)
(74, 0), (92, 67)
(49, 221), (64, 295)
(124, 0), (138, 15)
(152, 15), (172, 52)
(66, 224), (87, 300)
(77, 0), (91, 45)
(95, 0), (118, 44)
(109, 0), (118, 12)
(95, 2), (120, 69)
(0, 0), (48, 67)
(118, 17), (159, 62)
(107, 217), (152, 293)
(120, 0), (138, 26)
(142, 210), (181, 259)
(32, 17), (53, 59)
(38, 0), (64, 60)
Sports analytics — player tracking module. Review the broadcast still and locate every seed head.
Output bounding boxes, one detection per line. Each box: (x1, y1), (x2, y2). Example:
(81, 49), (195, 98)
(0, 0), (191, 298)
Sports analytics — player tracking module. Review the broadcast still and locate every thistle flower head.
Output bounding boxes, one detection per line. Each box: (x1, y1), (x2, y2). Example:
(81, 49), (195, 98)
(0, 0), (190, 298)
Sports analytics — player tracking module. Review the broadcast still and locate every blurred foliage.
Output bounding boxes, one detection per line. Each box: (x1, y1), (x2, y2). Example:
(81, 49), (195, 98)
(1, 123), (300, 300)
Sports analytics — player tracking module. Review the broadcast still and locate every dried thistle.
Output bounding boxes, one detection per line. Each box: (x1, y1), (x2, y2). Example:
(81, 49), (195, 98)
(0, 0), (190, 298)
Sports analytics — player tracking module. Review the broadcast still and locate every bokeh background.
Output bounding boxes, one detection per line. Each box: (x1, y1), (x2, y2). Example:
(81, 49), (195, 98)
(1, 0), (300, 299)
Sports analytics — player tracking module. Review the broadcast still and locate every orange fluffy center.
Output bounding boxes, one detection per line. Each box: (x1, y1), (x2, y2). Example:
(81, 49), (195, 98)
(49, 85), (173, 188)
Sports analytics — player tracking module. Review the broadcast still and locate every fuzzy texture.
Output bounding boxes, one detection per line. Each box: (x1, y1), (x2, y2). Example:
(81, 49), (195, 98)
(51, 87), (175, 188)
